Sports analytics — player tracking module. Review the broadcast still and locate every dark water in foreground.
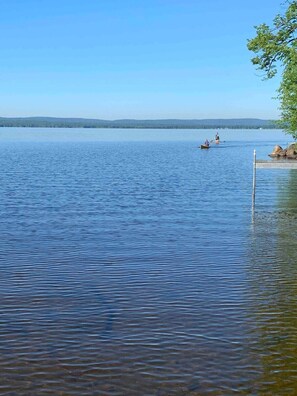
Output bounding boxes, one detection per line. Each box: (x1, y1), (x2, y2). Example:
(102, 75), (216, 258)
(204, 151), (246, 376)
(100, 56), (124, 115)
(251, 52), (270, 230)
(1, 128), (297, 395)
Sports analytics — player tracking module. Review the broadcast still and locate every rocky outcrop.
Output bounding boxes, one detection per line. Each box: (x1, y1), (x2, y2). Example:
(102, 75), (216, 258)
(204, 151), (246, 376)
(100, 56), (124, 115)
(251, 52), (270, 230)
(269, 144), (297, 159)
(285, 144), (297, 159)
(269, 145), (286, 157)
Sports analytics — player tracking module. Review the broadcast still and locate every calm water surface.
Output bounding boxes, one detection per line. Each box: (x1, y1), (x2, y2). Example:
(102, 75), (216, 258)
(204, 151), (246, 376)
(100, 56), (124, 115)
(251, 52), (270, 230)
(1, 128), (297, 395)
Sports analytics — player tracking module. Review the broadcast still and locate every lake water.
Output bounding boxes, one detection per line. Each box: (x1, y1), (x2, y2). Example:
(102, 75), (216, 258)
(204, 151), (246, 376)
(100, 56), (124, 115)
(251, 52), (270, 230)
(1, 128), (297, 395)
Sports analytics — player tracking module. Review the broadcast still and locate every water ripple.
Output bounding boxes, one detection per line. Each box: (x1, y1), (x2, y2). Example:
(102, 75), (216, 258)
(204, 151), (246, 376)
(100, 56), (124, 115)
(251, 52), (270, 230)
(1, 138), (297, 394)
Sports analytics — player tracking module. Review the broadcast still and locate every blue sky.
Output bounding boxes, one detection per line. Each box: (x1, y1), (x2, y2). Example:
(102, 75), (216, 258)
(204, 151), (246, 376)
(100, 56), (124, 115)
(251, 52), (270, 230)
(0, 0), (285, 119)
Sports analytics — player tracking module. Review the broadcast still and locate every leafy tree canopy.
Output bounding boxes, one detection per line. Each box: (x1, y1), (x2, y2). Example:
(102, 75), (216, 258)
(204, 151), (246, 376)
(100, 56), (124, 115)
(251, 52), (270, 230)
(247, 1), (297, 138)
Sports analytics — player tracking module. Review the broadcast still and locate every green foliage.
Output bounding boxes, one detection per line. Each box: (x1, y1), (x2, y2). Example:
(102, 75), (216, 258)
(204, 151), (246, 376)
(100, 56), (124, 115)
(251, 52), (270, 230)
(247, 1), (297, 138)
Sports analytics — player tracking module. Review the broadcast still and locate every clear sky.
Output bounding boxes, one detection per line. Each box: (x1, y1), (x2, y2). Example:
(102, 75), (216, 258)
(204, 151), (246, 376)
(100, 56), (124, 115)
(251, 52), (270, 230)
(0, 0), (285, 119)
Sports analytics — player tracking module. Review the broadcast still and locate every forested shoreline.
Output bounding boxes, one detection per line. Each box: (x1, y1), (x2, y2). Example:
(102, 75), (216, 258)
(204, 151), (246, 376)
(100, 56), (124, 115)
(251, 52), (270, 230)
(0, 117), (279, 129)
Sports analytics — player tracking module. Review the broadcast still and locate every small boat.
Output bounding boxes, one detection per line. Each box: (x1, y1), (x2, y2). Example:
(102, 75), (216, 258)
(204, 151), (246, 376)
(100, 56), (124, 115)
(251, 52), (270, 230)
(215, 139), (220, 144)
(200, 144), (210, 149)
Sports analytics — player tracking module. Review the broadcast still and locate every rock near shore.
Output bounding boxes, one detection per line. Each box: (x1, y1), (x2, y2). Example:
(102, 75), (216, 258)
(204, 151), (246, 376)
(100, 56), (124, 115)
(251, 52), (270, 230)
(269, 144), (297, 159)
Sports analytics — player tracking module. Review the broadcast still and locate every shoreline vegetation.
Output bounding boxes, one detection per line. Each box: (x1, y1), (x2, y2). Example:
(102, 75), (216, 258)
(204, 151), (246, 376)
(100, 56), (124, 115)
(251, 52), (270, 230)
(0, 117), (280, 129)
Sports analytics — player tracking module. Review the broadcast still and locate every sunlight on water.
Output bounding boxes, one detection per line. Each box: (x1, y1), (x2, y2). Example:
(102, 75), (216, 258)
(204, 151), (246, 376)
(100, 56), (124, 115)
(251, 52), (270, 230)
(1, 128), (297, 395)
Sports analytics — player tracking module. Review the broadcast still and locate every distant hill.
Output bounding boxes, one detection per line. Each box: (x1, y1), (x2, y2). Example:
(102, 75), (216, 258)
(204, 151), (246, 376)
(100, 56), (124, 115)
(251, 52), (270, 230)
(0, 117), (279, 129)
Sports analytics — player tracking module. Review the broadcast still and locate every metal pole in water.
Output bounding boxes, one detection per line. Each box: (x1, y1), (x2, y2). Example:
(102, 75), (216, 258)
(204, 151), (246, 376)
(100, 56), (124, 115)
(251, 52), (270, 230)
(252, 149), (256, 211)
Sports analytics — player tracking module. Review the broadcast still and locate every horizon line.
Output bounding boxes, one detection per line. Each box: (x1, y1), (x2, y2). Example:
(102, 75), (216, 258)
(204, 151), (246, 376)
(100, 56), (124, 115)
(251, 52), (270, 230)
(0, 116), (278, 121)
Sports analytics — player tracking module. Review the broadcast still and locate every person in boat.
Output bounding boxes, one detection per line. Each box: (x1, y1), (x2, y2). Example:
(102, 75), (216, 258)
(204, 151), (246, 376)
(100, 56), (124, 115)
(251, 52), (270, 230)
(204, 139), (210, 147)
(215, 132), (220, 142)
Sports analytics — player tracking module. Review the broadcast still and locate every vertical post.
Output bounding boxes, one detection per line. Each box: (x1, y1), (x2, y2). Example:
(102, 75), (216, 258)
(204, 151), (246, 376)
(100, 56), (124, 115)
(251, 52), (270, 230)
(252, 149), (256, 212)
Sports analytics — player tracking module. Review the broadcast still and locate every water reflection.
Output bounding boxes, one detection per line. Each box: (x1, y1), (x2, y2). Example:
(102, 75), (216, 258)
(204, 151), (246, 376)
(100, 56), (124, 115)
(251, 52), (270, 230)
(249, 169), (297, 394)
(1, 133), (297, 394)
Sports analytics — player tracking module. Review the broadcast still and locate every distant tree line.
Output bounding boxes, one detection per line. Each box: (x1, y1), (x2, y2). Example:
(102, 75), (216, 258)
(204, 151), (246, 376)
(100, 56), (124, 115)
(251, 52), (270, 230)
(0, 117), (279, 129)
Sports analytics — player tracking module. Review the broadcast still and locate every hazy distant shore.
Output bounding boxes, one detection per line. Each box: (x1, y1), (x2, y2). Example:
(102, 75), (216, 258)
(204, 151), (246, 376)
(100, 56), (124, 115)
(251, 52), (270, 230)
(0, 117), (279, 129)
